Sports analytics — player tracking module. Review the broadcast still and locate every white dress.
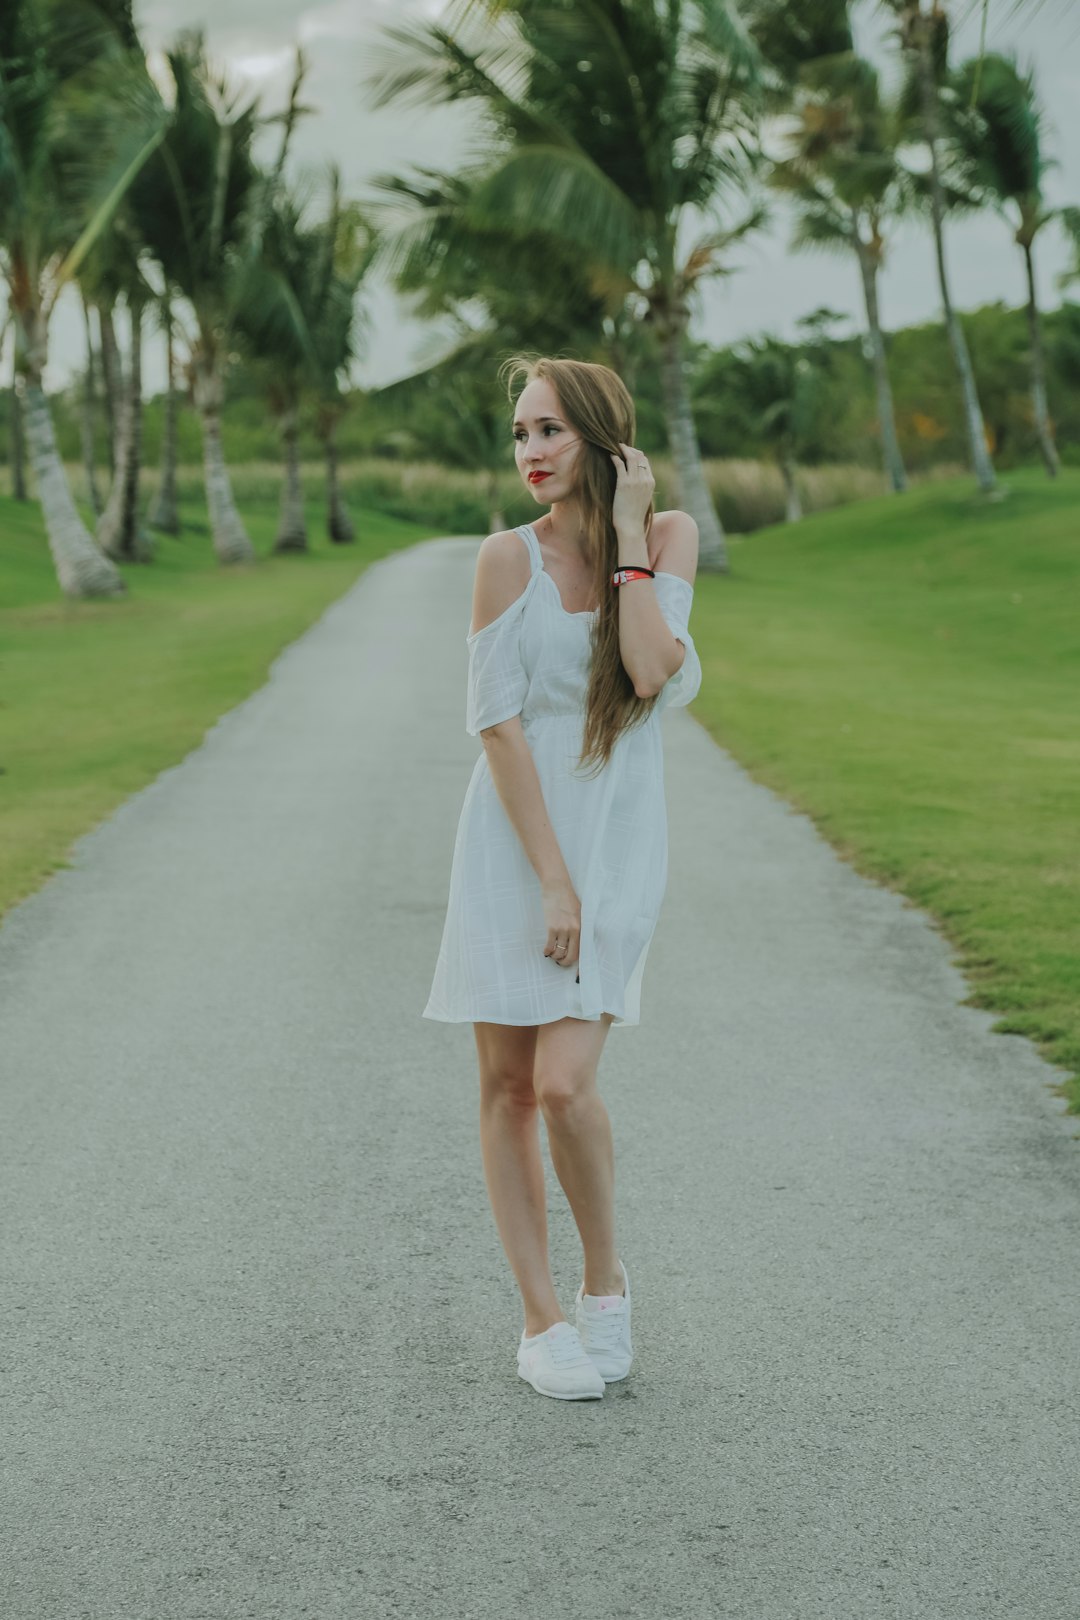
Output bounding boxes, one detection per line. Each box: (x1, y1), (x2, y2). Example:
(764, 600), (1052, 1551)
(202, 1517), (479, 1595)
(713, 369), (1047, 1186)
(422, 522), (702, 1028)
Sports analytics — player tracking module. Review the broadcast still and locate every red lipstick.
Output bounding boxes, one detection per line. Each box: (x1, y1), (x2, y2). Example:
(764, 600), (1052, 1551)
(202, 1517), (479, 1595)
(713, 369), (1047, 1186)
(528, 471), (552, 484)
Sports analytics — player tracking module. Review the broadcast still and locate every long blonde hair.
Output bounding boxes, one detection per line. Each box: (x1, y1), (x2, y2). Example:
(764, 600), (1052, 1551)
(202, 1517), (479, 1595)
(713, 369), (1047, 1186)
(501, 355), (659, 776)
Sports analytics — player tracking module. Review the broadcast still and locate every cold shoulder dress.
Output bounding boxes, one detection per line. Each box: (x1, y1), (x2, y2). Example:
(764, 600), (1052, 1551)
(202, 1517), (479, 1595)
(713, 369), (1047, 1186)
(422, 522), (702, 1028)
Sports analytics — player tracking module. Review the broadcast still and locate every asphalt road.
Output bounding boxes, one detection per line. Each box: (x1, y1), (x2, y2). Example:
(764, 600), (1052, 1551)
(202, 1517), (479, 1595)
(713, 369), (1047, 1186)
(2, 535), (1077, 1620)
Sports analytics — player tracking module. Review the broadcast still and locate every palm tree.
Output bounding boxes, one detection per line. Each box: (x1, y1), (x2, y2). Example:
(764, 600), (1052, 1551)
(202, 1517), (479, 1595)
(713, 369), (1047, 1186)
(769, 55), (911, 493)
(77, 292), (105, 515)
(727, 331), (827, 521)
(886, 0), (998, 495)
(235, 183), (318, 552)
(0, 0), (164, 596)
(307, 171), (375, 545)
(82, 223), (155, 560)
(146, 290), (182, 533)
(3, 319), (29, 500)
(371, 160), (640, 528)
(944, 52), (1059, 475)
(131, 33), (263, 564)
(368, 0), (767, 573)
(1059, 207), (1080, 291)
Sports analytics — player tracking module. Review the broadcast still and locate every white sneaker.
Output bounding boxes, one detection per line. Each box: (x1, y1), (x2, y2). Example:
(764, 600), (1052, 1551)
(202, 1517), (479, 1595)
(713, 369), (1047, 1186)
(575, 1260), (633, 1382)
(517, 1321), (606, 1400)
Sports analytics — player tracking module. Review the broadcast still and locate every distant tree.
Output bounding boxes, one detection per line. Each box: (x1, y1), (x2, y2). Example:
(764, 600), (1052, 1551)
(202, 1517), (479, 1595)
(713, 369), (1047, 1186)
(146, 290), (182, 533)
(945, 52), (1060, 474)
(886, 0), (998, 494)
(1059, 208), (1080, 292)
(0, 0), (164, 595)
(4, 320), (28, 500)
(307, 169), (375, 544)
(81, 222), (155, 560)
(236, 182), (320, 553)
(77, 293), (105, 515)
(770, 54), (911, 492)
(132, 33), (264, 564)
(726, 326), (831, 520)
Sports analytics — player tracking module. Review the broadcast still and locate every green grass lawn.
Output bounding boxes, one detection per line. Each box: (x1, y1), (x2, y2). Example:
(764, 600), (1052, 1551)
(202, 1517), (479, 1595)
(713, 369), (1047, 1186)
(690, 466), (1080, 1115)
(0, 493), (434, 915)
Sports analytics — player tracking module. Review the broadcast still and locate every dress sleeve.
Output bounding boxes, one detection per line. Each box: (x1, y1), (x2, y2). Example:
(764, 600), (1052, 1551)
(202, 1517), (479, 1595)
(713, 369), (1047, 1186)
(652, 572), (702, 712)
(465, 591), (531, 736)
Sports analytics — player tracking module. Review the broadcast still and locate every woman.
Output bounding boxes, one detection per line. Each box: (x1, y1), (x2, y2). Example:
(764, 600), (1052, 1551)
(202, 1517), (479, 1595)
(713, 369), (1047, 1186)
(423, 356), (702, 1400)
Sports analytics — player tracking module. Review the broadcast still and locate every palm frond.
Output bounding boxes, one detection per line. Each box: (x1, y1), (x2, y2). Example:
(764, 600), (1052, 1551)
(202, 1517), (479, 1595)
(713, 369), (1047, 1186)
(468, 145), (645, 272)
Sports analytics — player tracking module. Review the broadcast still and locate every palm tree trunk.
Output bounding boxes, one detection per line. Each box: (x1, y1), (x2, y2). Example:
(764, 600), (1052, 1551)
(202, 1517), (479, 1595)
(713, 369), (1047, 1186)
(1021, 239), (1059, 477)
(10, 352), (28, 501)
(98, 305), (121, 475)
(18, 367), (124, 598)
(656, 311), (728, 571)
(273, 404), (308, 553)
(781, 453), (802, 522)
(855, 236), (908, 494)
(323, 412), (354, 543)
(148, 308), (181, 532)
(192, 352), (255, 565)
(915, 34), (998, 495)
(98, 306), (147, 561)
(79, 294), (103, 516)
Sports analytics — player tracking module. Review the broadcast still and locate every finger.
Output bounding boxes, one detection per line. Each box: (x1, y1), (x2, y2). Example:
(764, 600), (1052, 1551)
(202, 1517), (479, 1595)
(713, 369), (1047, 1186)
(610, 453), (625, 477)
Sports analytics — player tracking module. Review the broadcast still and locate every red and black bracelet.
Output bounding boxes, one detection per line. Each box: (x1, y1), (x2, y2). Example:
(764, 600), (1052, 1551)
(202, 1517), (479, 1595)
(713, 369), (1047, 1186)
(612, 566), (656, 587)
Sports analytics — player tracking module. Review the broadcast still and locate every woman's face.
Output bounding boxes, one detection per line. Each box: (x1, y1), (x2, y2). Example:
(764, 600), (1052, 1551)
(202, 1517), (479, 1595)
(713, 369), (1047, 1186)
(513, 378), (583, 504)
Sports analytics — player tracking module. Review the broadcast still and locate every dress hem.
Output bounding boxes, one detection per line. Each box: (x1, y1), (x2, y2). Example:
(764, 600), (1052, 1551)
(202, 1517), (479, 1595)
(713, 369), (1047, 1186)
(421, 1008), (637, 1029)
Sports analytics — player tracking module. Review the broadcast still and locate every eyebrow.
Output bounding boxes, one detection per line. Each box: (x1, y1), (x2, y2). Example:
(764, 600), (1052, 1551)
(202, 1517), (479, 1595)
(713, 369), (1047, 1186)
(512, 414), (564, 428)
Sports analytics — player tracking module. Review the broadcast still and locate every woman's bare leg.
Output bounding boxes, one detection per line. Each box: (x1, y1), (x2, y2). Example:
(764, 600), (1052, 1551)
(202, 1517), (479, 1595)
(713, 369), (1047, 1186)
(473, 1021), (564, 1337)
(533, 1014), (623, 1298)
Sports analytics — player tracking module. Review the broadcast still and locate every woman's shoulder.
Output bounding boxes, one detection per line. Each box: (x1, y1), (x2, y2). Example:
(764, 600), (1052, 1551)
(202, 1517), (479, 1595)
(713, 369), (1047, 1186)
(649, 509), (699, 585)
(470, 527), (534, 637)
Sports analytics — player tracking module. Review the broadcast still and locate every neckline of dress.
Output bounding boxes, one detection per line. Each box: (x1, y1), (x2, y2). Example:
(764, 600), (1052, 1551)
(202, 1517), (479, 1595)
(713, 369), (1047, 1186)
(524, 524), (598, 618)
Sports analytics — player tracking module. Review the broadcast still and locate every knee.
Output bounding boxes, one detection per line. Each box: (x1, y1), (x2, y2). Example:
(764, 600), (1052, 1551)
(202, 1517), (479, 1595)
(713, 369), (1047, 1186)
(532, 1066), (592, 1120)
(480, 1066), (538, 1115)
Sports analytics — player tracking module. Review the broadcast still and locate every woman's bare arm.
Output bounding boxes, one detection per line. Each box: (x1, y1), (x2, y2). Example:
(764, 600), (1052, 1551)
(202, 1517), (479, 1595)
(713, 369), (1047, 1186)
(479, 720), (570, 888)
(480, 723), (580, 968)
(615, 509), (699, 697)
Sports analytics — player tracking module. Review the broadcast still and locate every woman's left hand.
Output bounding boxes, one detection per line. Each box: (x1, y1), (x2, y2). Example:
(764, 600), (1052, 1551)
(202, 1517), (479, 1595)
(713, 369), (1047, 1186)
(610, 442), (655, 536)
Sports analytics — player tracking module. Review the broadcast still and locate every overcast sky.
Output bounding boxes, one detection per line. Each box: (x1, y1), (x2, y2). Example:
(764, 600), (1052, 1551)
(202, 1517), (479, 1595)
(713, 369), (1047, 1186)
(37, 0), (1080, 392)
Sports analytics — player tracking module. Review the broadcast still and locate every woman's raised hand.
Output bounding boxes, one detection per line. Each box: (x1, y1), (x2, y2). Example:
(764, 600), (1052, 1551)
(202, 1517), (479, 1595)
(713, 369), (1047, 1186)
(610, 442), (655, 536)
(541, 879), (581, 969)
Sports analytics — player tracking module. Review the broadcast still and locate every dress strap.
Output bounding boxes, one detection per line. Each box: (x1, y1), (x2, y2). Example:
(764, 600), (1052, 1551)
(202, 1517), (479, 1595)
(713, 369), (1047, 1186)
(514, 523), (543, 578)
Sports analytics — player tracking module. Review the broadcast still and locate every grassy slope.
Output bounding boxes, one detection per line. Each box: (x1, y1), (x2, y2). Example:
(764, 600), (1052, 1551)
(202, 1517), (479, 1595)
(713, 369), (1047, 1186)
(689, 468), (1080, 1115)
(0, 494), (434, 914)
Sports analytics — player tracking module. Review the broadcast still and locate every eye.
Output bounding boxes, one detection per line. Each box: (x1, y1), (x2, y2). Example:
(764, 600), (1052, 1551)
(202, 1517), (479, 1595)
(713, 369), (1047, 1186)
(544, 424), (560, 435)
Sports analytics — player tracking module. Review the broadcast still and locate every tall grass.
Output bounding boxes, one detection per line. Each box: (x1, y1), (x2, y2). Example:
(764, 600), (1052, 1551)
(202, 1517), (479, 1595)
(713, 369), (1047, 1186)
(129, 456), (965, 538)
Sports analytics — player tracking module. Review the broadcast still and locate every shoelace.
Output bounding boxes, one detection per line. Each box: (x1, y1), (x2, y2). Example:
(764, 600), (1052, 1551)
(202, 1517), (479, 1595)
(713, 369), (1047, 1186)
(580, 1304), (627, 1352)
(543, 1327), (589, 1367)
